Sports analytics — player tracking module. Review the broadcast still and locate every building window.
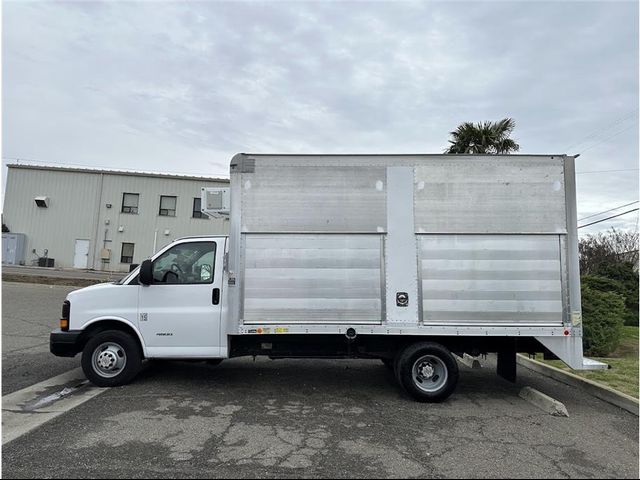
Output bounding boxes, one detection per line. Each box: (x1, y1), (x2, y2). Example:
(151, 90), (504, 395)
(121, 243), (135, 264)
(122, 193), (139, 214)
(192, 198), (206, 219)
(159, 196), (177, 216)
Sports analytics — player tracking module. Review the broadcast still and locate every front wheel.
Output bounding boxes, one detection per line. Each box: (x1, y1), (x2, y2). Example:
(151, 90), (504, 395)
(81, 330), (142, 387)
(395, 342), (459, 402)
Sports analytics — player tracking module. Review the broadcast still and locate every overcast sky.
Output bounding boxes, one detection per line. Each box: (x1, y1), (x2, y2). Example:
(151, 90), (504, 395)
(2, 0), (638, 233)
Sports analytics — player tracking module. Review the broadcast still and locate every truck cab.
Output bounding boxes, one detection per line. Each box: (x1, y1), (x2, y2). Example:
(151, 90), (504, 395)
(50, 235), (228, 386)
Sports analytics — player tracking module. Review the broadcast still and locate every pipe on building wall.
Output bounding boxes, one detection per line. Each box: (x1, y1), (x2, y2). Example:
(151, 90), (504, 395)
(91, 173), (105, 270)
(102, 228), (110, 270)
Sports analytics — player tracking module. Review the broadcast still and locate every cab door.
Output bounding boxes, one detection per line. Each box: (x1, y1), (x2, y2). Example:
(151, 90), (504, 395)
(138, 239), (225, 358)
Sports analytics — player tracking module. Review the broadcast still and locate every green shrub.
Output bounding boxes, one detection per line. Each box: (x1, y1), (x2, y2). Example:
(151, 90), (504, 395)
(581, 285), (625, 357)
(582, 274), (624, 293)
(593, 262), (639, 326)
(582, 269), (639, 326)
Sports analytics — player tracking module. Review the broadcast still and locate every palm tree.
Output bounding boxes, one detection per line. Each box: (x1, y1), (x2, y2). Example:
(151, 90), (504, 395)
(445, 118), (520, 154)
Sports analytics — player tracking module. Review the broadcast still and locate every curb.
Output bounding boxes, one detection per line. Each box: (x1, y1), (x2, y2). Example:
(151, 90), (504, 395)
(517, 354), (639, 416)
(519, 386), (569, 417)
(2, 274), (102, 288)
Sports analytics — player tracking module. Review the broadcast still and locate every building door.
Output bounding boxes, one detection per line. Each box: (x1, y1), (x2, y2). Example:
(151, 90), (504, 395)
(73, 239), (90, 269)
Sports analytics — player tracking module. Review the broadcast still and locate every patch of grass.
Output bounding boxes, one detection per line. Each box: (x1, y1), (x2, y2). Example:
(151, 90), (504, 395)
(540, 326), (639, 398)
(622, 325), (639, 341)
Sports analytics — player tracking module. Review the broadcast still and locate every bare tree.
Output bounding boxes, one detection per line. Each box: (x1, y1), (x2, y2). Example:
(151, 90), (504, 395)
(579, 228), (639, 274)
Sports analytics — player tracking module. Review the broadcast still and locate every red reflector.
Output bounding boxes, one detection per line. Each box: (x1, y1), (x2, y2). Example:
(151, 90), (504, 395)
(563, 329), (570, 336)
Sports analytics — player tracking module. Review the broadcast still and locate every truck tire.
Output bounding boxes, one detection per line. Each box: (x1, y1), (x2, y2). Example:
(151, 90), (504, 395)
(395, 342), (458, 402)
(81, 330), (142, 387)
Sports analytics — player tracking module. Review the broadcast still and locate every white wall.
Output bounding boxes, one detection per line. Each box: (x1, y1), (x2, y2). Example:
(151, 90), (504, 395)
(3, 166), (229, 271)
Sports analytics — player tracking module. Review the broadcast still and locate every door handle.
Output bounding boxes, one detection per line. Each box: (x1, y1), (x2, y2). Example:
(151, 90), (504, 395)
(212, 288), (220, 305)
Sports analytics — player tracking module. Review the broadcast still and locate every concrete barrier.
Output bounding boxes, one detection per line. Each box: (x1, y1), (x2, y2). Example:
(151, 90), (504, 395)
(519, 386), (569, 417)
(455, 353), (482, 369)
(517, 354), (639, 416)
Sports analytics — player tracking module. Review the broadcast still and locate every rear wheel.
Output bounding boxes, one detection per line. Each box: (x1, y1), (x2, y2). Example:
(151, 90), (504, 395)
(81, 330), (142, 387)
(395, 342), (458, 402)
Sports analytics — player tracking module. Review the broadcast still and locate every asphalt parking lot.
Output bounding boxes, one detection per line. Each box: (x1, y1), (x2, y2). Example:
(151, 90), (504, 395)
(2, 282), (80, 394)
(2, 281), (639, 478)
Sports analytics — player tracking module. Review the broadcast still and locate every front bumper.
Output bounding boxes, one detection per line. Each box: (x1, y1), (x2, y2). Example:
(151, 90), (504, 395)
(50, 329), (83, 357)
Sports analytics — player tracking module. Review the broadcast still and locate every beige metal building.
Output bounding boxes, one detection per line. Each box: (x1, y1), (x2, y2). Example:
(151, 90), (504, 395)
(2, 164), (229, 271)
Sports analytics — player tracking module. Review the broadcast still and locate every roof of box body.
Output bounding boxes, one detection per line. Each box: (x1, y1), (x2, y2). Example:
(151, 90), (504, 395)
(230, 152), (570, 163)
(232, 152), (569, 160)
(230, 153), (572, 172)
(6, 163), (229, 183)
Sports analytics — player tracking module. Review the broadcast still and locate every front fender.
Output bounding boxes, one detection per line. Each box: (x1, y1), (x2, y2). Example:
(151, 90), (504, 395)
(82, 317), (148, 356)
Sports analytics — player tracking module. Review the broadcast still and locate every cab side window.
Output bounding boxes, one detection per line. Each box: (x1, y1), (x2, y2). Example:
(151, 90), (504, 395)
(151, 242), (216, 284)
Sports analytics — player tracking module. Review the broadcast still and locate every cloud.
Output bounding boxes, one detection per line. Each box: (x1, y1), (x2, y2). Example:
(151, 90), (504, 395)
(3, 0), (638, 230)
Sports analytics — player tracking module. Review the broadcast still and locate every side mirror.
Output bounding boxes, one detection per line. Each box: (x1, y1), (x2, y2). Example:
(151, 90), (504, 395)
(139, 259), (153, 285)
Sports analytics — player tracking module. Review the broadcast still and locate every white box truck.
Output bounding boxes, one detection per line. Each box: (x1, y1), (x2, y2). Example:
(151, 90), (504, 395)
(50, 153), (606, 402)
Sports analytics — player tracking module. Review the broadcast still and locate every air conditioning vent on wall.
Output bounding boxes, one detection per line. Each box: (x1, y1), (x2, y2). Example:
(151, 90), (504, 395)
(201, 188), (230, 218)
(35, 196), (49, 208)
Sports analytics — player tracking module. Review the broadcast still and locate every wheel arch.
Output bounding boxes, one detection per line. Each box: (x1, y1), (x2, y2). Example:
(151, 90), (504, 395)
(79, 318), (146, 357)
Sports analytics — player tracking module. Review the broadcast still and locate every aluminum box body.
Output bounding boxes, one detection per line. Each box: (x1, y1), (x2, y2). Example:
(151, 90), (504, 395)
(226, 154), (582, 345)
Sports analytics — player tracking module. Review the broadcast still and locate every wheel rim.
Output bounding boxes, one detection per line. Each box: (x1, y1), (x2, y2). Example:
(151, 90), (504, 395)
(411, 354), (448, 393)
(91, 342), (127, 378)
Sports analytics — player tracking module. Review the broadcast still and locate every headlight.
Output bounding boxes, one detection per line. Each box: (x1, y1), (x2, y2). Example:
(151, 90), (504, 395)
(60, 300), (70, 331)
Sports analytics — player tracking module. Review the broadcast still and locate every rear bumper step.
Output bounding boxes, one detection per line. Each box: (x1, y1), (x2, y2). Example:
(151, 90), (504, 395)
(535, 336), (609, 370)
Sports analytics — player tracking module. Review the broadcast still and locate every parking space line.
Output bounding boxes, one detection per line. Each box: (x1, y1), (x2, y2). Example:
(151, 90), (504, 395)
(2, 368), (108, 445)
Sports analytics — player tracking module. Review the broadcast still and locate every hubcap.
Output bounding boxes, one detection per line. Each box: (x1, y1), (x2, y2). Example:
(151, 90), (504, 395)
(412, 354), (448, 393)
(92, 342), (127, 378)
(419, 362), (435, 379)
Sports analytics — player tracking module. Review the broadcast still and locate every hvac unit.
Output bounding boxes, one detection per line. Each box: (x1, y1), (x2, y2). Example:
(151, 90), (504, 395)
(2, 233), (26, 265)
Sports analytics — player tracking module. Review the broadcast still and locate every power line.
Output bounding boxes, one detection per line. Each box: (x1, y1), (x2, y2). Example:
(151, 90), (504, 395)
(567, 109), (637, 150)
(577, 123), (638, 155)
(564, 109), (638, 152)
(578, 201), (640, 222)
(615, 249), (639, 256)
(578, 208), (639, 229)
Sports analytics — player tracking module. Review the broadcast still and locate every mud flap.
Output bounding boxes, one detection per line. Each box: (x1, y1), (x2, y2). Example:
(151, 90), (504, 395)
(497, 340), (517, 383)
